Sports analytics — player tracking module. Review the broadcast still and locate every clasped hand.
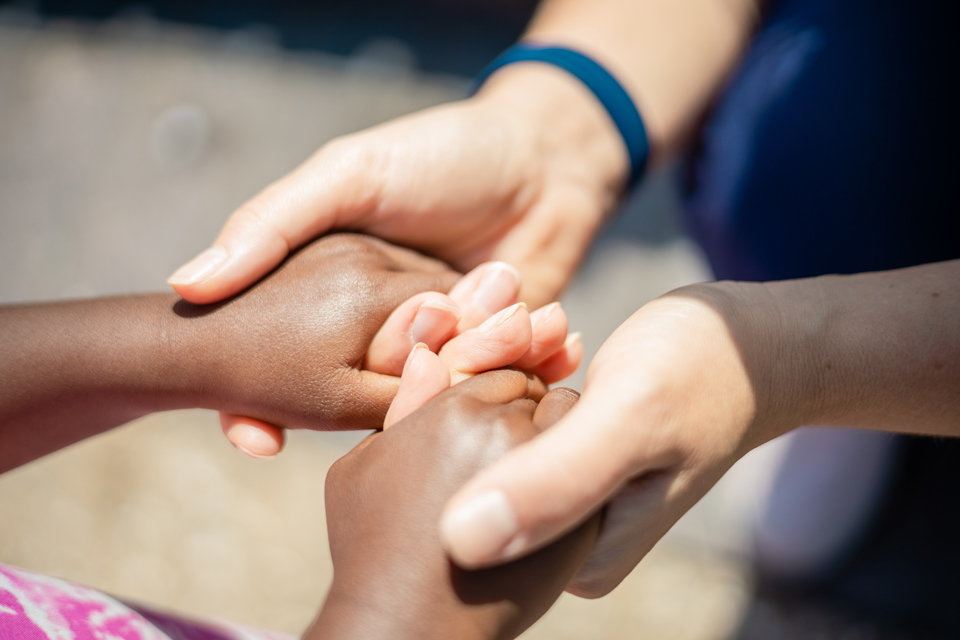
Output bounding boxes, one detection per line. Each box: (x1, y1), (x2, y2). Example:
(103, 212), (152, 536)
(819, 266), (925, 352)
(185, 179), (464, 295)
(214, 233), (581, 457)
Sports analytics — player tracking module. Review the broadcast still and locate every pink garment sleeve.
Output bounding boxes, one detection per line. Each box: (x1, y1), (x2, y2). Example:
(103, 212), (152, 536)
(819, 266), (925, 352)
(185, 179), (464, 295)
(0, 563), (294, 640)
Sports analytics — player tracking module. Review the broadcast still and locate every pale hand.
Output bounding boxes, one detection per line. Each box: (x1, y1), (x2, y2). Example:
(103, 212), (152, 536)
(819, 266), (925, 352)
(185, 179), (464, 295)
(168, 65), (627, 309)
(438, 283), (797, 596)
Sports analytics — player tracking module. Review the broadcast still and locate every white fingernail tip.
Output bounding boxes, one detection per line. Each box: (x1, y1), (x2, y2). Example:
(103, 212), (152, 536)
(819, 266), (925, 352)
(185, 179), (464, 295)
(419, 299), (462, 317)
(478, 302), (526, 332)
(167, 246), (228, 285)
(531, 301), (561, 326)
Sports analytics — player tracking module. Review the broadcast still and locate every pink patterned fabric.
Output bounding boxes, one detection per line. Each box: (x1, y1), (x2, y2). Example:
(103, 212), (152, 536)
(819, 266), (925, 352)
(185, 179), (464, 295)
(0, 564), (294, 640)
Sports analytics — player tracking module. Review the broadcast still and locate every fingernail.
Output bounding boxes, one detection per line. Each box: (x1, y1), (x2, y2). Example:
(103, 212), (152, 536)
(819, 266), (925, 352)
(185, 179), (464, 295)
(564, 331), (582, 348)
(402, 342), (430, 374)
(411, 300), (461, 347)
(441, 490), (521, 565)
(167, 246), (228, 285)
(233, 443), (268, 460)
(530, 301), (561, 327)
(226, 423), (281, 459)
(478, 302), (525, 332)
(474, 262), (521, 314)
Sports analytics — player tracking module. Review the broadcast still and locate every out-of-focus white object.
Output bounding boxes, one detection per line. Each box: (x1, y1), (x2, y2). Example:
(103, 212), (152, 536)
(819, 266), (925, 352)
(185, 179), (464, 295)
(150, 103), (211, 169)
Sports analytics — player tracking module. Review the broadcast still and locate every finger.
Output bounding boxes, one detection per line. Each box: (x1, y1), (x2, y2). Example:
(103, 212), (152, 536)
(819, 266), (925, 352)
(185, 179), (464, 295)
(220, 413), (285, 459)
(447, 262), (521, 332)
(364, 292), (461, 376)
(531, 387), (580, 432)
(384, 344), (451, 429)
(565, 472), (680, 598)
(275, 364), (405, 431)
(531, 332), (583, 384)
(439, 368), (546, 406)
(168, 142), (380, 304)
(439, 394), (641, 569)
(438, 303), (532, 384)
(513, 302), (568, 369)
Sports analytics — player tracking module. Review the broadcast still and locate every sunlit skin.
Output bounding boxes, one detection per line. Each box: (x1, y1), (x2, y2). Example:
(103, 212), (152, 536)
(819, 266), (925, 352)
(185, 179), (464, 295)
(3, 226), (958, 638)
(0, 234), (565, 471)
(441, 260), (960, 597)
(221, 260), (582, 457)
(310, 371), (601, 640)
(163, 0), (959, 603)
(0, 229), (589, 640)
(168, 0), (760, 308)
(161, 0), (765, 597)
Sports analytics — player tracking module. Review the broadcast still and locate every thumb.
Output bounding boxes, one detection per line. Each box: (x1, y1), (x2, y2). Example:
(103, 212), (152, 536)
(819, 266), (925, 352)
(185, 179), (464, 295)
(439, 391), (640, 569)
(383, 344), (451, 429)
(168, 141), (382, 304)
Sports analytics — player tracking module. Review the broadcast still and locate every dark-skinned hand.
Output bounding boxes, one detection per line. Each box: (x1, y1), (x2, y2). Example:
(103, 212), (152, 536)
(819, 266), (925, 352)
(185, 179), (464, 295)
(309, 371), (602, 640)
(0, 233), (458, 471)
(179, 232), (460, 431)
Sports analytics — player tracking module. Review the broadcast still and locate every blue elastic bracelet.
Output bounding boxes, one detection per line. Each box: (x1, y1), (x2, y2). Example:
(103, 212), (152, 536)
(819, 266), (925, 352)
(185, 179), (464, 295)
(472, 43), (649, 189)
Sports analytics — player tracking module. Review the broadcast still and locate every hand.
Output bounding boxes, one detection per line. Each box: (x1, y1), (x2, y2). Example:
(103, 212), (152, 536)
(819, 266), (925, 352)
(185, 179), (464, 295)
(176, 233), (463, 432)
(311, 371), (601, 640)
(437, 283), (798, 596)
(222, 260), (583, 458)
(167, 65), (627, 308)
(0, 233), (460, 471)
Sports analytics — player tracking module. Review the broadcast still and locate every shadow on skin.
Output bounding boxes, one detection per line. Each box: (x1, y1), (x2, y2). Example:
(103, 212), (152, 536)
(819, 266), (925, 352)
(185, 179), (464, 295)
(315, 372), (612, 640)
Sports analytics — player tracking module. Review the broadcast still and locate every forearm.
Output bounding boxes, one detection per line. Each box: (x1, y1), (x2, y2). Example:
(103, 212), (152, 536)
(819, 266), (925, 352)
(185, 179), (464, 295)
(479, 0), (759, 180)
(758, 260), (960, 439)
(0, 295), (210, 471)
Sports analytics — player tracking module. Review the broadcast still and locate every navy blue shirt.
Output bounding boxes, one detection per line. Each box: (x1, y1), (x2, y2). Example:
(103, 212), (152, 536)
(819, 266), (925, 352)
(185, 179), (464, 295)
(683, 0), (959, 282)
(680, 0), (959, 632)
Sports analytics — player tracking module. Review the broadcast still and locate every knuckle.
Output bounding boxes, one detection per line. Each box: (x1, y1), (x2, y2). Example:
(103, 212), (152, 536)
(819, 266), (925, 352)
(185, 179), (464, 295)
(326, 456), (357, 500)
(433, 392), (481, 423)
(320, 232), (377, 256)
(327, 455), (349, 484)
(230, 197), (293, 249)
(231, 199), (271, 232)
(318, 135), (384, 184)
(319, 134), (359, 159)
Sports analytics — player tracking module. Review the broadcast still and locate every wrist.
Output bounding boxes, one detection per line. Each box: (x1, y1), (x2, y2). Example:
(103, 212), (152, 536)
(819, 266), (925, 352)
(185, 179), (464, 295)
(645, 281), (824, 451)
(474, 63), (629, 205)
(0, 295), (213, 471)
(56, 294), (229, 414)
(150, 296), (222, 411)
(76, 294), (217, 414)
(728, 279), (831, 444)
(308, 581), (492, 640)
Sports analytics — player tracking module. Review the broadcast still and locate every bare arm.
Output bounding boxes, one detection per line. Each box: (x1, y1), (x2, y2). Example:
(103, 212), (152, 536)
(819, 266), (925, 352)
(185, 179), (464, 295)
(772, 258), (960, 437)
(0, 294), (207, 472)
(440, 258), (960, 593)
(172, 0), (761, 307)
(480, 0), (761, 175)
(0, 234), (458, 472)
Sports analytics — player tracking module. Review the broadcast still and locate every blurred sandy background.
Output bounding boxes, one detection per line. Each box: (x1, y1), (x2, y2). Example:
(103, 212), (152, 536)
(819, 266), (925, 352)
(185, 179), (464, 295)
(0, 6), (782, 637)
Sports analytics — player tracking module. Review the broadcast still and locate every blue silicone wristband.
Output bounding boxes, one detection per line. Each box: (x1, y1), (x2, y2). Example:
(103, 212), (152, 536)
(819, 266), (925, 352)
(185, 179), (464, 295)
(472, 43), (649, 189)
